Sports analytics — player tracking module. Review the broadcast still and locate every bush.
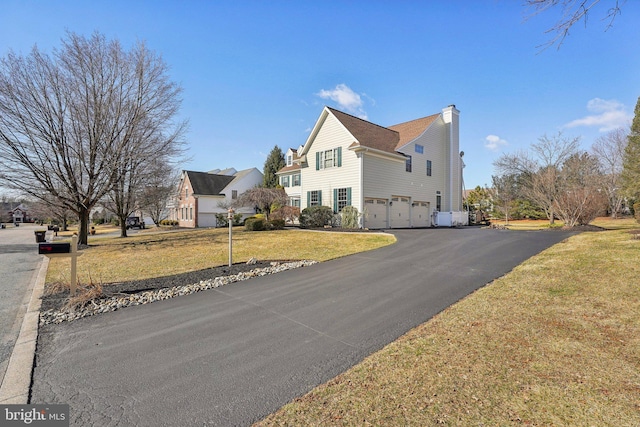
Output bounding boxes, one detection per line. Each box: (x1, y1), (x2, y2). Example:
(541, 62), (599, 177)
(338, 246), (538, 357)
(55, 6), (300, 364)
(245, 217), (266, 231)
(269, 219), (285, 230)
(272, 206), (301, 224)
(233, 213), (243, 226)
(299, 206), (334, 228)
(634, 202), (640, 223)
(159, 219), (179, 226)
(215, 213), (228, 228)
(340, 206), (360, 229)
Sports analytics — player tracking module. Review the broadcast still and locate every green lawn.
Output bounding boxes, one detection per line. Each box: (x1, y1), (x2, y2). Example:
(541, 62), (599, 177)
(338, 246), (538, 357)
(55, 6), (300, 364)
(256, 217), (640, 426)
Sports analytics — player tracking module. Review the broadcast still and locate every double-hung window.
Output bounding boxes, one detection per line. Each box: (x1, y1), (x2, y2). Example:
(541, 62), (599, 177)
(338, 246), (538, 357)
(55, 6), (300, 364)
(292, 173), (301, 186)
(333, 187), (352, 212)
(281, 176), (290, 187)
(406, 155), (412, 172)
(316, 147), (342, 170)
(308, 190), (321, 206)
(426, 160), (432, 176)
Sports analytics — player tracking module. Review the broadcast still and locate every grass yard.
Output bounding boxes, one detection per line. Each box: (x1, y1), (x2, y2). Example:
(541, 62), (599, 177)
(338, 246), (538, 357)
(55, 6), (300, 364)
(45, 227), (396, 287)
(256, 218), (640, 426)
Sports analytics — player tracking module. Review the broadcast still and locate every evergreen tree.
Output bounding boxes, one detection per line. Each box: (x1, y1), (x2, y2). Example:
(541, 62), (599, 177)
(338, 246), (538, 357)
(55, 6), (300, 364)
(263, 145), (285, 188)
(622, 97), (640, 201)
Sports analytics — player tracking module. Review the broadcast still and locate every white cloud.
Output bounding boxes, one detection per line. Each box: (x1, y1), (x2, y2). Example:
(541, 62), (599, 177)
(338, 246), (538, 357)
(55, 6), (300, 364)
(564, 98), (632, 132)
(484, 134), (508, 151)
(316, 84), (368, 119)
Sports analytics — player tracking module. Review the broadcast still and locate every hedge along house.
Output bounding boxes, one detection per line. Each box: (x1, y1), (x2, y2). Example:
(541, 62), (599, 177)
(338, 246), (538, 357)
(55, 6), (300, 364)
(277, 105), (465, 229)
(175, 167), (263, 228)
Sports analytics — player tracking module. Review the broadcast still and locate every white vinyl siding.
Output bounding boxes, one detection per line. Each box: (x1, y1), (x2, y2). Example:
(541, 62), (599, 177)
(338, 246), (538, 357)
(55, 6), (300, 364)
(363, 117), (447, 215)
(301, 113), (362, 213)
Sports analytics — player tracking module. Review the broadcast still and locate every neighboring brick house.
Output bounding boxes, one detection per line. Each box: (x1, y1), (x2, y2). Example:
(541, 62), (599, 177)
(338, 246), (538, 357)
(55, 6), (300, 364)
(174, 167), (263, 228)
(1, 202), (30, 224)
(276, 105), (465, 229)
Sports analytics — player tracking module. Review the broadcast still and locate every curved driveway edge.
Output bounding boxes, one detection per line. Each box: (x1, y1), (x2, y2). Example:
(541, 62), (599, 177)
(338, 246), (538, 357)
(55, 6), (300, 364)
(31, 228), (576, 426)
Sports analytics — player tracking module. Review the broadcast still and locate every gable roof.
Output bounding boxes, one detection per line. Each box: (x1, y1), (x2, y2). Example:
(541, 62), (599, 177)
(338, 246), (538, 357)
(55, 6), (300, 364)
(184, 171), (235, 196)
(328, 108), (400, 154)
(328, 107), (440, 155)
(388, 113), (440, 149)
(276, 148), (301, 174)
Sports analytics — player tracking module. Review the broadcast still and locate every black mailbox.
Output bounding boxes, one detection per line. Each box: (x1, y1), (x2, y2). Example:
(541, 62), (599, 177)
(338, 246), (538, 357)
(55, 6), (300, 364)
(39, 242), (71, 254)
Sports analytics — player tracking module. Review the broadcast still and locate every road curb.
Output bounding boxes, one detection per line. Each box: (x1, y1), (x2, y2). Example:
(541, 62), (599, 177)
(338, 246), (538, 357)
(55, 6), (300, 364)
(0, 256), (48, 404)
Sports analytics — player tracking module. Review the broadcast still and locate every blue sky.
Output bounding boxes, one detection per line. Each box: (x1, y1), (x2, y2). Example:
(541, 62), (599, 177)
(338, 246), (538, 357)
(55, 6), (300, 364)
(2, 1), (639, 189)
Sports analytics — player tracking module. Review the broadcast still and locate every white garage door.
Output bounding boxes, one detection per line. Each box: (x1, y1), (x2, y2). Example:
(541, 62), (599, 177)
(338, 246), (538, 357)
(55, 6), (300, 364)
(390, 196), (410, 228)
(198, 213), (217, 228)
(412, 201), (431, 227)
(364, 198), (387, 229)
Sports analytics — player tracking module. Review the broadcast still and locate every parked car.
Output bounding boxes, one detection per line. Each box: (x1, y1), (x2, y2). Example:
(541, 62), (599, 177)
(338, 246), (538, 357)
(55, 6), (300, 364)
(125, 216), (145, 229)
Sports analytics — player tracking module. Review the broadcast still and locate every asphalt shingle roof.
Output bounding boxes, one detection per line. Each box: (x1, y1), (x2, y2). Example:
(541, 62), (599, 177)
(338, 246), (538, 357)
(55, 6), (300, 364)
(328, 107), (401, 154)
(185, 171), (235, 196)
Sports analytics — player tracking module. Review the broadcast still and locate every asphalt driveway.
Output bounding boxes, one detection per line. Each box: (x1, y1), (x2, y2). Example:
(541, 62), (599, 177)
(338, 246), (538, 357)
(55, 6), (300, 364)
(0, 224), (43, 389)
(31, 227), (575, 426)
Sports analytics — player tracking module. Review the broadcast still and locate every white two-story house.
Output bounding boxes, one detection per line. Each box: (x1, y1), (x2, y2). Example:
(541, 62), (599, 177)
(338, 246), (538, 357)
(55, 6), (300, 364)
(276, 105), (464, 229)
(175, 167), (263, 228)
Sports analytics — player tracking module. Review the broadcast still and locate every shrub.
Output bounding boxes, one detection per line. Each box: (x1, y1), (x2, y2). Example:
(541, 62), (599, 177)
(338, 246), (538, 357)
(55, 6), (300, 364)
(340, 206), (360, 229)
(269, 219), (285, 230)
(299, 206), (334, 228)
(272, 206), (301, 224)
(245, 217), (266, 231)
(215, 213), (228, 228)
(233, 213), (243, 226)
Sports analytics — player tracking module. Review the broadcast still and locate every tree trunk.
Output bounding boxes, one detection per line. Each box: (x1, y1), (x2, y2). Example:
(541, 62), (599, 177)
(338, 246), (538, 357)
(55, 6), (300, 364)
(119, 214), (128, 238)
(78, 208), (90, 245)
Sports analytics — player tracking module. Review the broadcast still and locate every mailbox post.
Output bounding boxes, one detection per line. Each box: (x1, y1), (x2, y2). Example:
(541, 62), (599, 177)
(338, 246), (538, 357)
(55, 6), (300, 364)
(227, 208), (234, 267)
(38, 234), (82, 296)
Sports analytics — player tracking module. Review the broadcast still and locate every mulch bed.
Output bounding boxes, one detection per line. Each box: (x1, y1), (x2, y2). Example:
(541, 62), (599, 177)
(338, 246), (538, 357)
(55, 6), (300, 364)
(40, 260), (279, 313)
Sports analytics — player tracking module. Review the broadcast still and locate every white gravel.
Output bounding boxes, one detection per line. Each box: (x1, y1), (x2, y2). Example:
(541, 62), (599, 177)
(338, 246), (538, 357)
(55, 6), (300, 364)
(40, 260), (318, 325)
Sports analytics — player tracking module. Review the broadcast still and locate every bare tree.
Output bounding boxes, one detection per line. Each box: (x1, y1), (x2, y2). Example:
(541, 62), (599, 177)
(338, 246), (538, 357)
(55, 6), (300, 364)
(591, 127), (627, 217)
(525, 0), (624, 49)
(495, 132), (580, 225)
(233, 187), (288, 220)
(491, 174), (518, 225)
(139, 162), (180, 227)
(0, 32), (186, 244)
(554, 152), (607, 226)
(28, 193), (73, 230)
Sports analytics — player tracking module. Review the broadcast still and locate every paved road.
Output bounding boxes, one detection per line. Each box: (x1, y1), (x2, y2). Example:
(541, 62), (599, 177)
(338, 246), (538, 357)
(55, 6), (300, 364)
(31, 227), (575, 426)
(0, 224), (43, 387)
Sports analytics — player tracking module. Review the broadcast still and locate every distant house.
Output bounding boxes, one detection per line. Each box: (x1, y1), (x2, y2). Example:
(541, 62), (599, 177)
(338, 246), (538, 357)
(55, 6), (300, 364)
(276, 105), (464, 228)
(1, 202), (30, 224)
(174, 167), (263, 228)
(276, 148), (302, 208)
